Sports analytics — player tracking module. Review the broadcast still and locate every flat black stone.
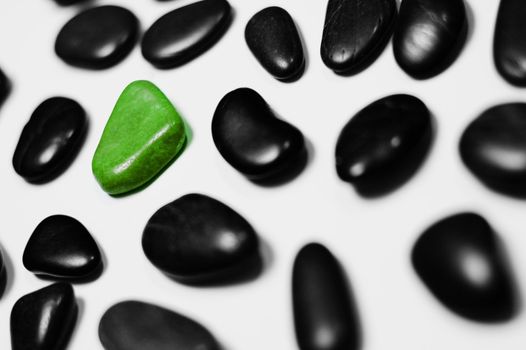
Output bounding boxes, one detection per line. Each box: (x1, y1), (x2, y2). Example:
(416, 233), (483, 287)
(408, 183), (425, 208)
(141, 0), (231, 69)
(13, 97), (87, 183)
(23, 215), (102, 280)
(393, 0), (468, 79)
(0, 68), (10, 106)
(412, 213), (516, 322)
(99, 300), (220, 350)
(460, 103), (526, 197)
(335, 94), (432, 197)
(142, 193), (261, 284)
(11, 283), (77, 350)
(212, 88), (306, 182)
(293, 243), (359, 350)
(321, 0), (397, 74)
(53, 0), (89, 5)
(55, 6), (139, 69)
(245, 7), (305, 81)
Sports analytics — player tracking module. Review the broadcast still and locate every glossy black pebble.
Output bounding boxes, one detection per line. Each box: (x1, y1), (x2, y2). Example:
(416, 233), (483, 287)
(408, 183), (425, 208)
(11, 283), (77, 350)
(393, 0), (468, 79)
(245, 7), (305, 81)
(412, 213), (516, 322)
(142, 193), (260, 284)
(335, 94), (432, 197)
(53, 0), (88, 5)
(141, 0), (231, 69)
(212, 88), (306, 182)
(321, 0), (397, 74)
(55, 6), (139, 69)
(99, 300), (220, 350)
(0, 68), (10, 106)
(23, 215), (102, 280)
(293, 243), (359, 350)
(13, 97), (87, 183)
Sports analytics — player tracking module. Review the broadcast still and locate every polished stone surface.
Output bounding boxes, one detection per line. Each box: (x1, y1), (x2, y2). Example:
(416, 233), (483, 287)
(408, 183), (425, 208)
(0, 68), (9, 106)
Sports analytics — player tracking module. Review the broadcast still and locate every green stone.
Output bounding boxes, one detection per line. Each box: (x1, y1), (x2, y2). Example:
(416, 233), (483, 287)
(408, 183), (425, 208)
(92, 80), (186, 195)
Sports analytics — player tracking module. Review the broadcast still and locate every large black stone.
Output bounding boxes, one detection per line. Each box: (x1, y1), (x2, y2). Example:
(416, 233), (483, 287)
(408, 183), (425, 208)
(320, 0), (397, 74)
(12, 97), (87, 183)
(141, 0), (231, 69)
(99, 300), (220, 350)
(335, 94), (432, 197)
(23, 215), (102, 280)
(245, 7), (305, 81)
(293, 243), (360, 350)
(412, 213), (516, 322)
(393, 0), (468, 79)
(55, 6), (139, 69)
(11, 283), (77, 350)
(142, 193), (261, 284)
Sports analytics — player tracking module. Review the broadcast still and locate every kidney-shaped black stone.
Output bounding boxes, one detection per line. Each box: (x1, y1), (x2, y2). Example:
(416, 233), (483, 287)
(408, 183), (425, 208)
(99, 300), (220, 350)
(13, 97), (87, 183)
(335, 94), (432, 197)
(321, 0), (397, 74)
(11, 282), (77, 350)
(141, 0), (231, 69)
(55, 6), (139, 69)
(142, 193), (260, 284)
(412, 213), (516, 322)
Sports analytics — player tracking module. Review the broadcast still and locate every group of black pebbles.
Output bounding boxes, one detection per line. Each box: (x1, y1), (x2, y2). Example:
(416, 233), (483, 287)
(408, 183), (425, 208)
(2, 0), (526, 349)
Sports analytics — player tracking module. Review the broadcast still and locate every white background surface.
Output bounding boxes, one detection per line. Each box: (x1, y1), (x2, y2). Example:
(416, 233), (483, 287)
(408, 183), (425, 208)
(1, 0), (526, 349)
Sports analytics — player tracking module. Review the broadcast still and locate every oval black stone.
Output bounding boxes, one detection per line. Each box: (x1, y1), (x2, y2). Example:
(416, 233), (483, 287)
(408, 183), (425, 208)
(55, 6), (139, 69)
(11, 283), (77, 350)
(393, 0), (468, 79)
(0, 68), (10, 106)
(245, 7), (305, 81)
(320, 0), (397, 74)
(99, 300), (220, 350)
(494, 0), (526, 86)
(53, 0), (88, 5)
(335, 94), (432, 197)
(293, 243), (359, 350)
(412, 213), (516, 322)
(142, 193), (261, 284)
(212, 88), (306, 182)
(141, 0), (231, 69)
(12, 97), (87, 183)
(23, 215), (102, 280)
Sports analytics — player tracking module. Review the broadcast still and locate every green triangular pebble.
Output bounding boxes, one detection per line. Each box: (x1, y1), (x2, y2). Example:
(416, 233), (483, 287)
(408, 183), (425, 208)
(92, 80), (186, 195)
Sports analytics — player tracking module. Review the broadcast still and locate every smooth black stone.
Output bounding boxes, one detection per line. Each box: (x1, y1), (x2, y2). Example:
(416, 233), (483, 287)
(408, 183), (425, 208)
(12, 97), (87, 183)
(142, 193), (260, 284)
(11, 283), (77, 350)
(245, 7), (305, 81)
(23, 215), (102, 280)
(412, 213), (516, 322)
(0, 68), (9, 106)
(212, 88), (306, 181)
(54, 0), (89, 5)
(321, 0), (397, 74)
(494, 0), (526, 86)
(55, 6), (139, 69)
(141, 0), (231, 69)
(393, 0), (468, 79)
(99, 300), (220, 350)
(335, 94), (432, 197)
(459, 103), (526, 197)
(293, 243), (359, 350)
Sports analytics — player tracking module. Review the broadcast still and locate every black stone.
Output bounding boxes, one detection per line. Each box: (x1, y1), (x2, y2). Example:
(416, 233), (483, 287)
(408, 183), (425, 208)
(141, 0), (231, 69)
(11, 283), (77, 350)
(0, 68), (10, 106)
(245, 7), (305, 81)
(393, 0), (468, 79)
(55, 6), (139, 69)
(23, 215), (102, 280)
(13, 97), (87, 183)
(53, 0), (89, 5)
(212, 88), (306, 182)
(321, 0), (397, 74)
(335, 94), (432, 197)
(412, 213), (516, 322)
(99, 300), (220, 350)
(142, 193), (261, 284)
(293, 243), (359, 350)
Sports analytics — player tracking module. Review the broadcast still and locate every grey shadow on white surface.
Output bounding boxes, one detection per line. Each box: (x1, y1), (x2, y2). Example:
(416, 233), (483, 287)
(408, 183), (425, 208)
(0, 241), (14, 299)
